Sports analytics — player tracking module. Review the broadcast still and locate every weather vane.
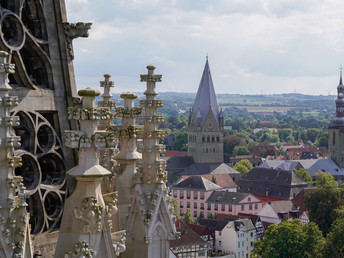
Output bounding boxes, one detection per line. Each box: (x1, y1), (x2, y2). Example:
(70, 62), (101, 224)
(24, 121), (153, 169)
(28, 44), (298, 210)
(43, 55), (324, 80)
(340, 64), (343, 73)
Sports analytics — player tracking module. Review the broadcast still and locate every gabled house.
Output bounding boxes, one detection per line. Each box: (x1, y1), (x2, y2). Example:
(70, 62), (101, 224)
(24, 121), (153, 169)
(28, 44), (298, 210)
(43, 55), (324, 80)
(200, 218), (256, 257)
(170, 220), (208, 258)
(237, 167), (308, 200)
(177, 173), (237, 192)
(258, 200), (294, 224)
(291, 187), (315, 224)
(206, 191), (263, 217)
(171, 175), (222, 219)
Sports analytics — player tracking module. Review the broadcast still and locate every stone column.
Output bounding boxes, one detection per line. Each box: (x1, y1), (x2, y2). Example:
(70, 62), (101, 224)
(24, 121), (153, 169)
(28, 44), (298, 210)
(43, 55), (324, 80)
(55, 87), (125, 258)
(125, 65), (176, 258)
(0, 51), (33, 258)
(110, 92), (142, 231)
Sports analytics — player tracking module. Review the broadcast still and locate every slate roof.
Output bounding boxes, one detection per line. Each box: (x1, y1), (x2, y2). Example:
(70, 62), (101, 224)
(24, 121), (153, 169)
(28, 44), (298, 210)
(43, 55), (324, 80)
(200, 219), (229, 232)
(172, 175), (222, 191)
(166, 156), (195, 170)
(237, 167), (308, 200)
(170, 220), (207, 248)
(269, 200), (294, 213)
(182, 174), (237, 189)
(261, 159), (344, 177)
(176, 162), (240, 176)
(191, 59), (220, 127)
(185, 223), (211, 237)
(206, 191), (259, 204)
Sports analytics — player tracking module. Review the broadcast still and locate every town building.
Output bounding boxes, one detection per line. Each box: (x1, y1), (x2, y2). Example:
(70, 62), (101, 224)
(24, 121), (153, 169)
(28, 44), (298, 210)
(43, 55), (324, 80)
(170, 220), (208, 258)
(206, 191), (264, 217)
(200, 218), (256, 257)
(329, 70), (344, 167)
(187, 58), (224, 164)
(237, 167), (309, 200)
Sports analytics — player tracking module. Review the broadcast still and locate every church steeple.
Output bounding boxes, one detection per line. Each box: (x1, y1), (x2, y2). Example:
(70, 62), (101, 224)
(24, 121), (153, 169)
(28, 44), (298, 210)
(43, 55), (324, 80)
(329, 67), (344, 167)
(191, 58), (220, 128)
(333, 67), (344, 127)
(187, 58), (224, 163)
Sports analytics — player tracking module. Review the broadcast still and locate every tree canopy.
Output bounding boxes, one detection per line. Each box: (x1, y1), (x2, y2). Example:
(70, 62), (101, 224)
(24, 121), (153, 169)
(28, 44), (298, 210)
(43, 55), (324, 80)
(234, 159), (253, 176)
(315, 171), (338, 189)
(253, 219), (324, 258)
(295, 168), (313, 185)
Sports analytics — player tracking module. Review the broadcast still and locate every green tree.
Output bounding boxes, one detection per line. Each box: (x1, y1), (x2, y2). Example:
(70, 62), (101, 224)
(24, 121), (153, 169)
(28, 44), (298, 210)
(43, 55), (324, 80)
(305, 187), (344, 236)
(223, 135), (246, 155)
(183, 208), (194, 224)
(295, 168), (313, 185)
(171, 198), (180, 220)
(253, 219), (324, 258)
(211, 176), (217, 184)
(197, 212), (204, 224)
(232, 145), (250, 156)
(207, 213), (214, 220)
(234, 159), (253, 176)
(173, 132), (188, 151)
(315, 171), (338, 188)
(319, 206), (344, 257)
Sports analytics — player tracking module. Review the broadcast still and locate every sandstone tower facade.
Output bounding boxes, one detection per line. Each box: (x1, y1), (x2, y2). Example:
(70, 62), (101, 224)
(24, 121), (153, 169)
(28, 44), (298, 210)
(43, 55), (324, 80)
(329, 70), (344, 167)
(187, 58), (224, 163)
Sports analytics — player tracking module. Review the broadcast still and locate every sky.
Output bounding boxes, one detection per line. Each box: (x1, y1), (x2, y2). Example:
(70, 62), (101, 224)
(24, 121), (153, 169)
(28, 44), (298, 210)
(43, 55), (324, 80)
(66, 0), (344, 95)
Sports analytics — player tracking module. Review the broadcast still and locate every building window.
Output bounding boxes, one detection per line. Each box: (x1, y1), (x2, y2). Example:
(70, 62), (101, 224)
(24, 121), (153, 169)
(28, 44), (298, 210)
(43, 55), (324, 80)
(202, 136), (205, 143)
(217, 136), (219, 142)
(187, 191), (191, 199)
(173, 191), (177, 197)
(228, 205), (232, 211)
(187, 202), (190, 208)
(180, 201), (183, 208)
(180, 191), (184, 199)
(214, 203), (218, 211)
(194, 211), (197, 217)
(238, 242), (240, 248)
(194, 202), (197, 209)
(207, 203), (211, 210)
(248, 197), (251, 201)
(219, 231), (222, 236)
(221, 204), (225, 211)
(193, 192), (198, 199)
(201, 203), (204, 210)
(200, 192), (205, 199)
(207, 212), (212, 218)
(207, 136), (210, 142)
(180, 210), (184, 216)
(219, 240), (222, 246)
(241, 205), (244, 211)
(250, 232), (253, 237)
(200, 211), (204, 217)
(249, 204), (252, 210)
(212, 136), (215, 142)
(255, 203), (258, 210)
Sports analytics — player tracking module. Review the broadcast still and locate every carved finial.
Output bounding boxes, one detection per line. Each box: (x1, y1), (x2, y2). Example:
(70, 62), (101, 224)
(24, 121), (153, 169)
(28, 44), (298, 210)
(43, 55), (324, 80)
(100, 74), (114, 99)
(206, 53), (208, 59)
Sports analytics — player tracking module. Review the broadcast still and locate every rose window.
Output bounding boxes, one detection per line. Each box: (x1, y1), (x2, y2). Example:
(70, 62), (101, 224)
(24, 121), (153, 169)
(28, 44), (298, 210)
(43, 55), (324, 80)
(0, 0), (53, 89)
(13, 111), (65, 234)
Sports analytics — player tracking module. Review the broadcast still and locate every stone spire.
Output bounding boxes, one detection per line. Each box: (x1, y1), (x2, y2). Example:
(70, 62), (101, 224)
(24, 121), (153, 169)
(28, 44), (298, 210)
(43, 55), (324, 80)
(0, 51), (33, 258)
(125, 65), (177, 258)
(191, 58), (220, 128)
(110, 91), (142, 231)
(55, 87), (125, 257)
(333, 67), (344, 127)
(187, 58), (224, 163)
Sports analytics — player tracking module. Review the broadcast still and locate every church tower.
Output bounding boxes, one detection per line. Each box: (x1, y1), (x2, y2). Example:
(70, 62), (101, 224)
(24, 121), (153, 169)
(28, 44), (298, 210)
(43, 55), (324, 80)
(329, 68), (344, 167)
(187, 58), (224, 163)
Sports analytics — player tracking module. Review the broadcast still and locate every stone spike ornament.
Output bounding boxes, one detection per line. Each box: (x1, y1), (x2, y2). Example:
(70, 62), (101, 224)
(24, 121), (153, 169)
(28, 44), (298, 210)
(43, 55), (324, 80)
(125, 65), (177, 258)
(55, 88), (126, 258)
(97, 74), (118, 193)
(110, 92), (142, 231)
(0, 51), (33, 258)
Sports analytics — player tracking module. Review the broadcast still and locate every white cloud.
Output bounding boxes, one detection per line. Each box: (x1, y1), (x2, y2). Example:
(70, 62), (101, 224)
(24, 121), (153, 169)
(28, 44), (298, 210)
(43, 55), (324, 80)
(66, 0), (344, 95)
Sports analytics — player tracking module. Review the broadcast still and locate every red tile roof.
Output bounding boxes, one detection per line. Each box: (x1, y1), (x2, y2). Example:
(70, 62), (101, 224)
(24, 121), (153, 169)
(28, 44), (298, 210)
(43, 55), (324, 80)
(255, 196), (284, 202)
(291, 187), (315, 213)
(185, 223), (211, 237)
(165, 150), (188, 157)
(182, 174), (237, 189)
